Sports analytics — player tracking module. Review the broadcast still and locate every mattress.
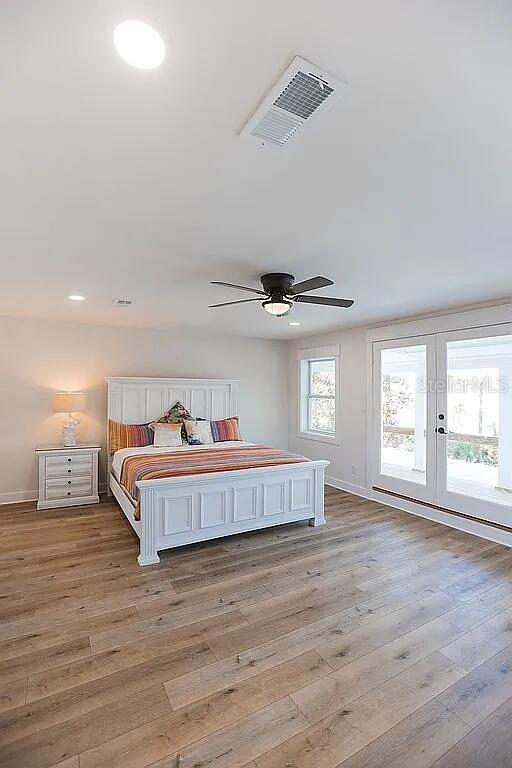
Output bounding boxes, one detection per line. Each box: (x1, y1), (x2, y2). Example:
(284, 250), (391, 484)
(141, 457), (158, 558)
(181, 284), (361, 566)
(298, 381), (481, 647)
(112, 442), (310, 520)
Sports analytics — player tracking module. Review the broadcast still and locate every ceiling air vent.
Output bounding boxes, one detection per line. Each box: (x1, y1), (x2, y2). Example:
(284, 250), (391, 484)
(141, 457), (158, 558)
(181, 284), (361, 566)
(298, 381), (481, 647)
(112, 297), (134, 307)
(240, 56), (346, 148)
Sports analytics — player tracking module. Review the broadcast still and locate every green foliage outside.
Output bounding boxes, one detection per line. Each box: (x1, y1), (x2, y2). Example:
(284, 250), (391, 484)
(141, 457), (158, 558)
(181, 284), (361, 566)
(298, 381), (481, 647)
(447, 440), (498, 466)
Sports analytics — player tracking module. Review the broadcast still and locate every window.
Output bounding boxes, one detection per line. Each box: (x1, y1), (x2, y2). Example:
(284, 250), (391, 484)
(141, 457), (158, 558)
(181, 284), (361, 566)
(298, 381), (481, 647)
(308, 359), (336, 433)
(298, 345), (339, 442)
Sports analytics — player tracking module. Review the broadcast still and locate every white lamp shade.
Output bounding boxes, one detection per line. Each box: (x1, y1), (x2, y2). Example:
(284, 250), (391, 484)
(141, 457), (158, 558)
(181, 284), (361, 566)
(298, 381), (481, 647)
(53, 392), (86, 413)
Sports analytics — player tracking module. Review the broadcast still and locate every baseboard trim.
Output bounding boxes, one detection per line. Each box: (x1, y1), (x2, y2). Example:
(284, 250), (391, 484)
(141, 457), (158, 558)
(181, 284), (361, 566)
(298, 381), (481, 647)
(0, 482), (107, 507)
(325, 475), (512, 549)
(325, 476), (373, 500)
(0, 490), (38, 506)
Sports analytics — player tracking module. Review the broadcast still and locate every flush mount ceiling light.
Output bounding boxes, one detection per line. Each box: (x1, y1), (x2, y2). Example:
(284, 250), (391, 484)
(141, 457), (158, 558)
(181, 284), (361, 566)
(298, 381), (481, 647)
(113, 20), (165, 69)
(68, 295), (85, 301)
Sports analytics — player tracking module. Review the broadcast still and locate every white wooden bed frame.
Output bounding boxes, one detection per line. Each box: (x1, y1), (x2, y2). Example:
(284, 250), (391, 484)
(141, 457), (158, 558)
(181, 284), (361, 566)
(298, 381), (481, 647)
(106, 377), (329, 566)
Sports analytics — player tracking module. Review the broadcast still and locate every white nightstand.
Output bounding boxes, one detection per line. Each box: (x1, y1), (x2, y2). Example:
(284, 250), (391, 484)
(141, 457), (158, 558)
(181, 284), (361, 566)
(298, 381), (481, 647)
(35, 444), (101, 510)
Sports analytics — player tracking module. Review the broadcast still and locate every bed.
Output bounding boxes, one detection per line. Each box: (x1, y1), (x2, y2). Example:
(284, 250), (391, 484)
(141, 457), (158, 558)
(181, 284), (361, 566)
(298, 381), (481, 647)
(106, 377), (329, 565)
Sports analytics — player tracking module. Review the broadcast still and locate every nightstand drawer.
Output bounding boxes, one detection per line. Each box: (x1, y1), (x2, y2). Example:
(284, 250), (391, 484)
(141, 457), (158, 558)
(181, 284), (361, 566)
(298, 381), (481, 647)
(46, 476), (93, 500)
(45, 454), (93, 478)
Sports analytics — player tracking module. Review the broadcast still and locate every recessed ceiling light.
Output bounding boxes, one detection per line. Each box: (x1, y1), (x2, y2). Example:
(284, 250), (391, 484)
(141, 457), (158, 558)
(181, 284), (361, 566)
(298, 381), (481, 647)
(68, 295), (85, 301)
(289, 321), (301, 326)
(113, 20), (166, 69)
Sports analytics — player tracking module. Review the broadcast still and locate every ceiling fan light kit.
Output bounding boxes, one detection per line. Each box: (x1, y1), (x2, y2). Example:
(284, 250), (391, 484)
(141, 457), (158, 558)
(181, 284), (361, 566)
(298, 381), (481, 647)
(262, 298), (292, 316)
(210, 272), (354, 319)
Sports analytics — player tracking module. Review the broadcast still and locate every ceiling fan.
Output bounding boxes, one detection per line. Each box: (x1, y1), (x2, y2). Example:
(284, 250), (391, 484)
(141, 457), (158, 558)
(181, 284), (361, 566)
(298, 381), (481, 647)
(209, 273), (354, 317)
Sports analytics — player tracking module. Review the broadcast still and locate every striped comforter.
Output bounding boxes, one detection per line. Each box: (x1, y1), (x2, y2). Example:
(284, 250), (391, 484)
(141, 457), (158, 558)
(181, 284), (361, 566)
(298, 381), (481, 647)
(119, 444), (310, 520)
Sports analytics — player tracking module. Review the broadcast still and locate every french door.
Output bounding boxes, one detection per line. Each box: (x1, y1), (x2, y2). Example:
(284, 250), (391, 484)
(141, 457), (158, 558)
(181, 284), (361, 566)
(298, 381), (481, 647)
(373, 324), (512, 527)
(372, 336), (437, 504)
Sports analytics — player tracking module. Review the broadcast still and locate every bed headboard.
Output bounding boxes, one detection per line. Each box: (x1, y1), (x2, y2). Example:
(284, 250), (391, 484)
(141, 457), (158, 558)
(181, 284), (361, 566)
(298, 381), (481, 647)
(105, 376), (239, 461)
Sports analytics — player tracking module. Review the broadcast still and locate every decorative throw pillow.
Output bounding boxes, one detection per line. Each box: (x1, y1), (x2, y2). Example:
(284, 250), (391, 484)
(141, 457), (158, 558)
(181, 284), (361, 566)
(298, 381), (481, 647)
(152, 423), (183, 448)
(108, 419), (153, 453)
(150, 400), (192, 441)
(210, 417), (242, 442)
(184, 419), (214, 446)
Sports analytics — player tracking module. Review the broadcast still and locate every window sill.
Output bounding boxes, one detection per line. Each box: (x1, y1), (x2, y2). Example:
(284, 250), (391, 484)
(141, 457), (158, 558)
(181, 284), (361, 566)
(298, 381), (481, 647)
(297, 431), (339, 446)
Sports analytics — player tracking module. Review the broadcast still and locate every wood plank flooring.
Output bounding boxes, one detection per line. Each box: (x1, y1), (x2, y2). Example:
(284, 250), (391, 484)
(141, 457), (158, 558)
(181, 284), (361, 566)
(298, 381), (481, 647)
(1, 488), (512, 767)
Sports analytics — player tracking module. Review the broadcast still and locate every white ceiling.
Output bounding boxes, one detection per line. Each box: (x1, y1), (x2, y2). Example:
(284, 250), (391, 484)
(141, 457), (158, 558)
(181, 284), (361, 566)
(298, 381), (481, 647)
(1, 0), (511, 339)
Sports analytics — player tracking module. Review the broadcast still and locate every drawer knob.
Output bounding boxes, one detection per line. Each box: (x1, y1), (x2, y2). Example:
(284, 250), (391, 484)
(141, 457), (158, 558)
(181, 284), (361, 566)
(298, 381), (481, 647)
(68, 481), (71, 485)
(67, 492), (71, 496)
(67, 458), (72, 462)
(68, 469), (71, 473)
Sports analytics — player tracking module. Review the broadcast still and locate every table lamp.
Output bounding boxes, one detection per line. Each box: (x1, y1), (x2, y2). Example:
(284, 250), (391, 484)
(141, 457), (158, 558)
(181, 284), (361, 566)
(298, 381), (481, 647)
(53, 392), (85, 447)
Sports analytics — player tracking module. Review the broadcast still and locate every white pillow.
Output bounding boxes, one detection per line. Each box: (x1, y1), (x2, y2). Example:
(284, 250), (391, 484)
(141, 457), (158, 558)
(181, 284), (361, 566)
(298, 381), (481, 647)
(152, 423), (183, 447)
(184, 419), (214, 445)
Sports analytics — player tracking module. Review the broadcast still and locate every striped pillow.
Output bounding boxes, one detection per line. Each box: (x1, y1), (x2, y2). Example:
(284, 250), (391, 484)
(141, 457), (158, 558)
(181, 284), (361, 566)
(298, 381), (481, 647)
(108, 420), (153, 453)
(210, 417), (242, 442)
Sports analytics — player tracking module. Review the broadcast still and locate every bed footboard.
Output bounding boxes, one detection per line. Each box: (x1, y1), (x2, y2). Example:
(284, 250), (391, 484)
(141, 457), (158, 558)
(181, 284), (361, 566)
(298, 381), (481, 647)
(134, 461), (328, 565)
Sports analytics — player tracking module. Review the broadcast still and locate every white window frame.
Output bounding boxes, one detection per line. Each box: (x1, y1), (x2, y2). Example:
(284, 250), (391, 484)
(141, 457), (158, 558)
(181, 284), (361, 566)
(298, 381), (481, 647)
(297, 344), (340, 445)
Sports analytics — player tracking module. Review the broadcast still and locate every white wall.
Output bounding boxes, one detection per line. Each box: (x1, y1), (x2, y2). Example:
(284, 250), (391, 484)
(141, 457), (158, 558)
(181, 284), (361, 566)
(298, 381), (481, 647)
(0, 316), (288, 503)
(287, 327), (368, 493)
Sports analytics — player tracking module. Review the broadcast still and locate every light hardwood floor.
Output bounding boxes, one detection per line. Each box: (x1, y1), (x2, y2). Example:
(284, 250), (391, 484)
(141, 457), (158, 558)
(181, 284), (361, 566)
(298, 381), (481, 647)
(1, 487), (512, 767)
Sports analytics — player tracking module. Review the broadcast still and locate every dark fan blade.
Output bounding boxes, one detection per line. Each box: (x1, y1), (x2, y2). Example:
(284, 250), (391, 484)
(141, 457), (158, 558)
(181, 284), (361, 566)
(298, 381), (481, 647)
(294, 295), (354, 308)
(209, 298), (262, 308)
(290, 276), (334, 295)
(211, 281), (266, 296)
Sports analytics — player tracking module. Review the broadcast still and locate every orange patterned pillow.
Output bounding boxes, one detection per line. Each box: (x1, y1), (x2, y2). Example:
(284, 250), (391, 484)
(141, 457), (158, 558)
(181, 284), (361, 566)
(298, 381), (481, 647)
(210, 417), (242, 442)
(108, 420), (153, 453)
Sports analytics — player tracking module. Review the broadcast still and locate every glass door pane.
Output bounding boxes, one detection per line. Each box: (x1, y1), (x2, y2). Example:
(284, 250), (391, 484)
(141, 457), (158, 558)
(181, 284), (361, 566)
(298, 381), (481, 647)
(381, 345), (427, 484)
(372, 336), (437, 503)
(437, 327), (512, 525)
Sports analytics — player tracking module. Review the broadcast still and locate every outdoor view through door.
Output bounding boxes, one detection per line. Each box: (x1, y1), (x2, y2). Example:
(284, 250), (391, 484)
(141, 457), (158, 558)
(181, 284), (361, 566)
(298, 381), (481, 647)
(380, 344), (427, 485)
(373, 324), (512, 528)
(442, 333), (512, 509)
